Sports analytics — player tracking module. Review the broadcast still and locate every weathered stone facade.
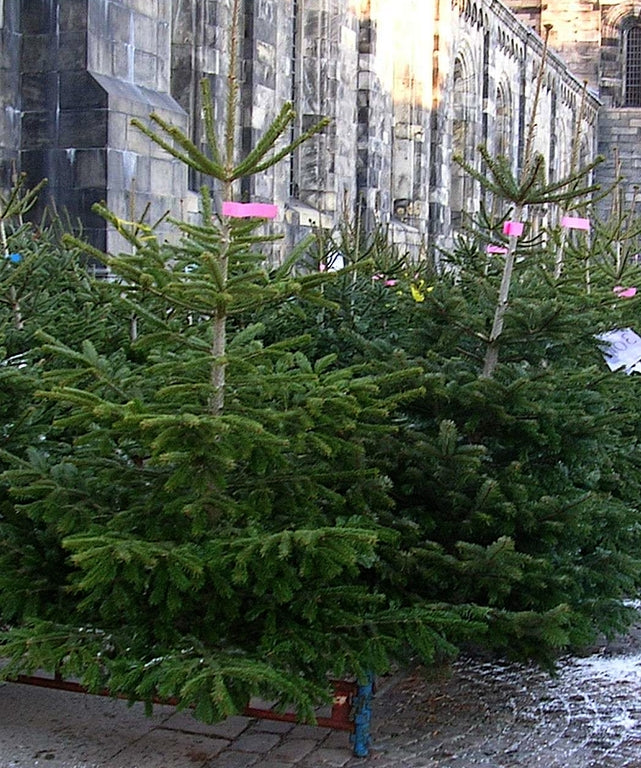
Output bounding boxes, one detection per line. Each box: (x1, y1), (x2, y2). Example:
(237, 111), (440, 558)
(507, 0), (641, 214)
(0, 1), (637, 258)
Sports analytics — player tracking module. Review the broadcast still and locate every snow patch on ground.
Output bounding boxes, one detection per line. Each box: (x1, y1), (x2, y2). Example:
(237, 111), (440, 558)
(566, 652), (641, 682)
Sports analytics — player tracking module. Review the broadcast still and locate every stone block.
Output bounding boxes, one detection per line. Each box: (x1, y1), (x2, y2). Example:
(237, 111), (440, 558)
(133, 13), (158, 52)
(20, 73), (58, 112)
(80, 188), (110, 224)
(83, 225), (107, 251)
(130, 0), (158, 15)
(58, 109), (108, 147)
(60, 71), (107, 110)
(21, 111), (53, 147)
(134, 50), (158, 88)
(134, 154), (152, 192)
(20, 0), (53, 34)
(157, 20), (171, 61)
(108, 3), (132, 44)
(108, 110), (130, 147)
(87, 30), (111, 76)
(172, 161), (187, 195)
(111, 42), (131, 80)
(256, 0), (275, 24)
(57, 30), (88, 71)
(58, 0), (88, 33)
(74, 148), (107, 188)
(254, 40), (276, 88)
(54, 147), (78, 188)
(150, 158), (178, 196)
(21, 35), (51, 74)
(0, 159), (17, 190)
(20, 148), (49, 187)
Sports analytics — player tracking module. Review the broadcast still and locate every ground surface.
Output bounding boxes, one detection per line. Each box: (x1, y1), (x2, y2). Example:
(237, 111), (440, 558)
(2, 628), (641, 767)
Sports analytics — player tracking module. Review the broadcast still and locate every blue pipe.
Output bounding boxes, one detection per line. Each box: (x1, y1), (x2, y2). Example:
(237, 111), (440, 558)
(350, 674), (374, 757)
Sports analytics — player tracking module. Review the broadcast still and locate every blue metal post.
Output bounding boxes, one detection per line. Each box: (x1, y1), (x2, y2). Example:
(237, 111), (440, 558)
(350, 674), (374, 757)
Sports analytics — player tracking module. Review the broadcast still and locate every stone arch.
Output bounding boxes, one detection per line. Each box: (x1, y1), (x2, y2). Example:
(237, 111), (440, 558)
(602, 2), (641, 39)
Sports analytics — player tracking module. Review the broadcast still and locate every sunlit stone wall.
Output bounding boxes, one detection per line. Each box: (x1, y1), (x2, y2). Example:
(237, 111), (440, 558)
(0, 0), (599, 258)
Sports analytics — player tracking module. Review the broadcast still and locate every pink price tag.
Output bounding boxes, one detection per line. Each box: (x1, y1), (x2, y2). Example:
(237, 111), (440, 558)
(503, 221), (524, 237)
(486, 244), (509, 254)
(561, 215), (590, 231)
(613, 285), (637, 298)
(222, 201), (278, 218)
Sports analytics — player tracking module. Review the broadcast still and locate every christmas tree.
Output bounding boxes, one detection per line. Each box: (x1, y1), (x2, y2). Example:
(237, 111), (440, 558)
(0, 1), (482, 720)
(244, 30), (641, 663)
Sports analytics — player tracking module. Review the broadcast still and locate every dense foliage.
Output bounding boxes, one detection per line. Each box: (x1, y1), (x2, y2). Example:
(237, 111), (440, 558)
(1, 13), (640, 720)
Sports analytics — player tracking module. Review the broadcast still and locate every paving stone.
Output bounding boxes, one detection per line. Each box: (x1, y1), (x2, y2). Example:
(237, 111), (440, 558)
(322, 730), (352, 748)
(195, 716), (252, 740)
(258, 762), (300, 768)
(246, 718), (296, 734)
(205, 750), (261, 767)
(5, 626), (641, 767)
(287, 723), (332, 740)
(267, 738), (318, 762)
(300, 746), (353, 766)
(226, 730), (281, 753)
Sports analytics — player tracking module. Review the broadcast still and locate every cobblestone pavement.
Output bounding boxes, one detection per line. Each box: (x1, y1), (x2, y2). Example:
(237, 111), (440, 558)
(357, 649), (641, 767)
(2, 630), (641, 767)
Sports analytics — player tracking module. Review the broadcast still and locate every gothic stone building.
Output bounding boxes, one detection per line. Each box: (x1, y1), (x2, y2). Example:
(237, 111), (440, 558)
(0, 1), (639, 258)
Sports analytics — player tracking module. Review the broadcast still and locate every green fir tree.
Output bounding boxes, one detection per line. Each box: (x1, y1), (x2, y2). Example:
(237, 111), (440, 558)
(0, 1), (483, 720)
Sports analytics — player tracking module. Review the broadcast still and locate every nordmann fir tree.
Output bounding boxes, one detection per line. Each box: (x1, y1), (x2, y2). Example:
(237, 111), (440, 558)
(245, 218), (641, 665)
(0, 1), (484, 721)
(0, 177), (129, 626)
(453, 25), (603, 377)
(402, 28), (641, 654)
(254, 25), (641, 662)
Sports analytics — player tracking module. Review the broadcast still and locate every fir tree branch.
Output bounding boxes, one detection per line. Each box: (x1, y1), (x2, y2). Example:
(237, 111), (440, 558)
(248, 117), (332, 177)
(200, 78), (223, 168)
(230, 103), (297, 179)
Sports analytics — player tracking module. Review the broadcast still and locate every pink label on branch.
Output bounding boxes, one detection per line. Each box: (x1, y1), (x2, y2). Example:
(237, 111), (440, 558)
(613, 285), (637, 298)
(486, 244), (509, 254)
(502, 221), (524, 237)
(222, 201), (278, 218)
(561, 215), (590, 230)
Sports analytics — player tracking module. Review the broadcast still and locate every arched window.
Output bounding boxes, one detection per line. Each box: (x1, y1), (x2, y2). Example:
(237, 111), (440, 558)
(625, 23), (641, 106)
(451, 55), (476, 229)
(495, 82), (512, 160)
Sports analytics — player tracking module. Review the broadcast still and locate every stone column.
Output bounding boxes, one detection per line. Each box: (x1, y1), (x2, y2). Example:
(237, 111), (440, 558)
(0, 0), (21, 193)
(17, 0), (108, 248)
(86, 0), (188, 253)
(14, 0), (188, 253)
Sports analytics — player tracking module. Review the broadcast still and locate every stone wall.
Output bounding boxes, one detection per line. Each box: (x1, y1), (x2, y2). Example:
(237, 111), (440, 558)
(0, 0), (602, 260)
(504, 0), (641, 220)
(0, 0), (20, 191)
(429, 0), (598, 249)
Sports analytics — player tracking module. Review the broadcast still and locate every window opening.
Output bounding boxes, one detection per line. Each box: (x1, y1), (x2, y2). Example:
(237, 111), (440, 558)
(289, 0), (301, 197)
(626, 25), (641, 107)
